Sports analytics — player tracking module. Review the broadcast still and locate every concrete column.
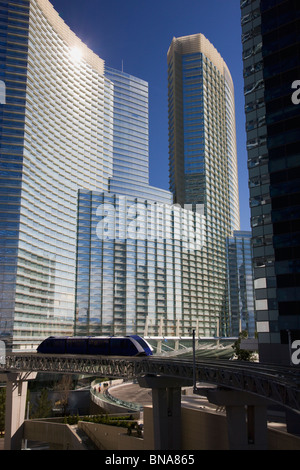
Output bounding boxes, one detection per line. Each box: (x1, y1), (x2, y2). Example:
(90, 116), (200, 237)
(226, 405), (248, 448)
(206, 388), (269, 450)
(0, 372), (37, 450)
(151, 386), (169, 449)
(138, 375), (191, 450)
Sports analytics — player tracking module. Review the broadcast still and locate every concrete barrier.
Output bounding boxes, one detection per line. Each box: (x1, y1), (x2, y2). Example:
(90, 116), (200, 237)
(22, 407), (300, 450)
(24, 420), (86, 450)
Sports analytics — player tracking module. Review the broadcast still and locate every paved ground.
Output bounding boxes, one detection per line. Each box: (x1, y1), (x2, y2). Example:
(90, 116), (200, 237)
(108, 381), (222, 413)
(108, 381), (288, 432)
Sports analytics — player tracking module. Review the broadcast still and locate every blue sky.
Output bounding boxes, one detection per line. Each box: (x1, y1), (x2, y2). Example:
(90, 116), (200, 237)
(51, 0), (251, 231)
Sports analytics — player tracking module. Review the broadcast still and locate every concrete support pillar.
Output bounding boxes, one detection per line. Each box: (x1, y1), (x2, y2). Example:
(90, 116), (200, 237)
(226, 404), (248, 447)
(206, 388), (269, 450)
(0, 372), (37, 450)
(138, 375), (191, 450)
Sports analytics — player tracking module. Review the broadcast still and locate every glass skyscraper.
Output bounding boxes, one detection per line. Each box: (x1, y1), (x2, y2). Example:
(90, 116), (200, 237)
(227, 231), (256, 338)
(0, 0), (115, 350)
(75, 191), (205, 339)
(75, 64), (207, 341)
(167, 34), (241, 336)
(105, 67), (172, 205)
(241, 0), (300, 364)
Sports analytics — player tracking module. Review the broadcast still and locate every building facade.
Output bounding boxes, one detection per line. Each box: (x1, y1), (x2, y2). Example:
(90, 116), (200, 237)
(75, 191), (205, 339)
(75, 64), (209, 341)
(105, 66), (172, 205)
(167, 34), (240, 336)
(241, 0), (300, 364)
(227, 231), (256, 337)
(0, 0), (115, 350)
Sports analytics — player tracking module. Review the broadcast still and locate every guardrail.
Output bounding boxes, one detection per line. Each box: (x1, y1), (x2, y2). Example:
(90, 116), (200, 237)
(103, 387), (142, 412)
(90, 379), (142, 412)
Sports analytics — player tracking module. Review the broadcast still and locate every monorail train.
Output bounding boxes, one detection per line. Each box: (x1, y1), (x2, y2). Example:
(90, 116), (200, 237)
(37, 335), (153, 357)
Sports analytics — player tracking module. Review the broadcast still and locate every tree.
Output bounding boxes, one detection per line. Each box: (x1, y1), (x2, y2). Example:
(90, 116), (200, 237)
(55, 375), (73, 416)
(31, 388), (52, 419)
(232, 330), (255, 361)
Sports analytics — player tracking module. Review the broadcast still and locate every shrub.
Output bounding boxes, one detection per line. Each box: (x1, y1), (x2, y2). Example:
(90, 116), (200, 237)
(64, 414), (136, 429)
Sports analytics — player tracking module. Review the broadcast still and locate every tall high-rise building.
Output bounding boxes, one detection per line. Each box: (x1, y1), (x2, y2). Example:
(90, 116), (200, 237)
(241, 0), (300, 364)
(167, 33), (240, 335)
(75, 191), (205, 340)
(0, 0), (116, 350)
(75, 65), (206, 341)
(227, 231), (256, 338)
(105, 67), (172, 205)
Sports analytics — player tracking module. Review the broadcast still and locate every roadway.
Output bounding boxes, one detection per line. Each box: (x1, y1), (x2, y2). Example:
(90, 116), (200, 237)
(108, 381), (216, 410)
(107, 380), (288, 431)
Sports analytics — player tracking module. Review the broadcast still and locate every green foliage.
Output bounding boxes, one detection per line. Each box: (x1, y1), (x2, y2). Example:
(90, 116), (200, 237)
(31, 388), (52, 419)
(232, 330), (255, 361)
(64, 414), (135, 429)
(127, 421), (142, 437)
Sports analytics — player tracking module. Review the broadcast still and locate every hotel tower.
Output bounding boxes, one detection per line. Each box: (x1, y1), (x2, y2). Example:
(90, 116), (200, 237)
(241, 0), (300, 364)
(0, 0), (116, 350)
(167, 34), (241, 337)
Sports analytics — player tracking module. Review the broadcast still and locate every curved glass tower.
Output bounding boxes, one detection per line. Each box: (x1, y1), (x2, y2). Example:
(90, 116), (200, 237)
(75, 191), (205, 339)
(0, 0), (114, 350)
(105, 66), (172, 205)
(168, 34), (240, 336)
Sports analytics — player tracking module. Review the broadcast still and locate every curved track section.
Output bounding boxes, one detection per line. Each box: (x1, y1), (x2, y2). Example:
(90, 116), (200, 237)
(1, 354), (300, 412)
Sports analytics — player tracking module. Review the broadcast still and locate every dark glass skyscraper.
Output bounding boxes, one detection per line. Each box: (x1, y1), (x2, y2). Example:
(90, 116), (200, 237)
(227, 231), (256, 338)
(241, 0), (300, 364)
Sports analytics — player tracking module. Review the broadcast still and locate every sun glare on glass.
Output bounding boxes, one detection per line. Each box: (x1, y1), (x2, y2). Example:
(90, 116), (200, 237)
(70, 46), (83, 63)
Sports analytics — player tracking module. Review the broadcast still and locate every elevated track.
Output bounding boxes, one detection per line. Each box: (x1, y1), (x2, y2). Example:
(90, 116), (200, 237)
(1, 353), (300, 413)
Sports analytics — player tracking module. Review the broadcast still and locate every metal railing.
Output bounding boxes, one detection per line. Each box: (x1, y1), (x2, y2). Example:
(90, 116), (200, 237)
(1, 353), (300, 412)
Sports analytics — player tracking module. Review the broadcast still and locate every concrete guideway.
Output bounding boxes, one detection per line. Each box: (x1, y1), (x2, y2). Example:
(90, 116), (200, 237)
(1, 354), (300, 450)
(1, 353), (300, 412)
(108, 381), (217, 411)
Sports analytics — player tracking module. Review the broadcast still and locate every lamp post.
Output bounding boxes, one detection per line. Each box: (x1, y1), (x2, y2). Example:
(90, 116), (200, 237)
(192, 329), (197, 393)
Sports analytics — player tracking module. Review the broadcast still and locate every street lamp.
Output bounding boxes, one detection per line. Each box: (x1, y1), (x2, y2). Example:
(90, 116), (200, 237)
(192, 329), (197, 393)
